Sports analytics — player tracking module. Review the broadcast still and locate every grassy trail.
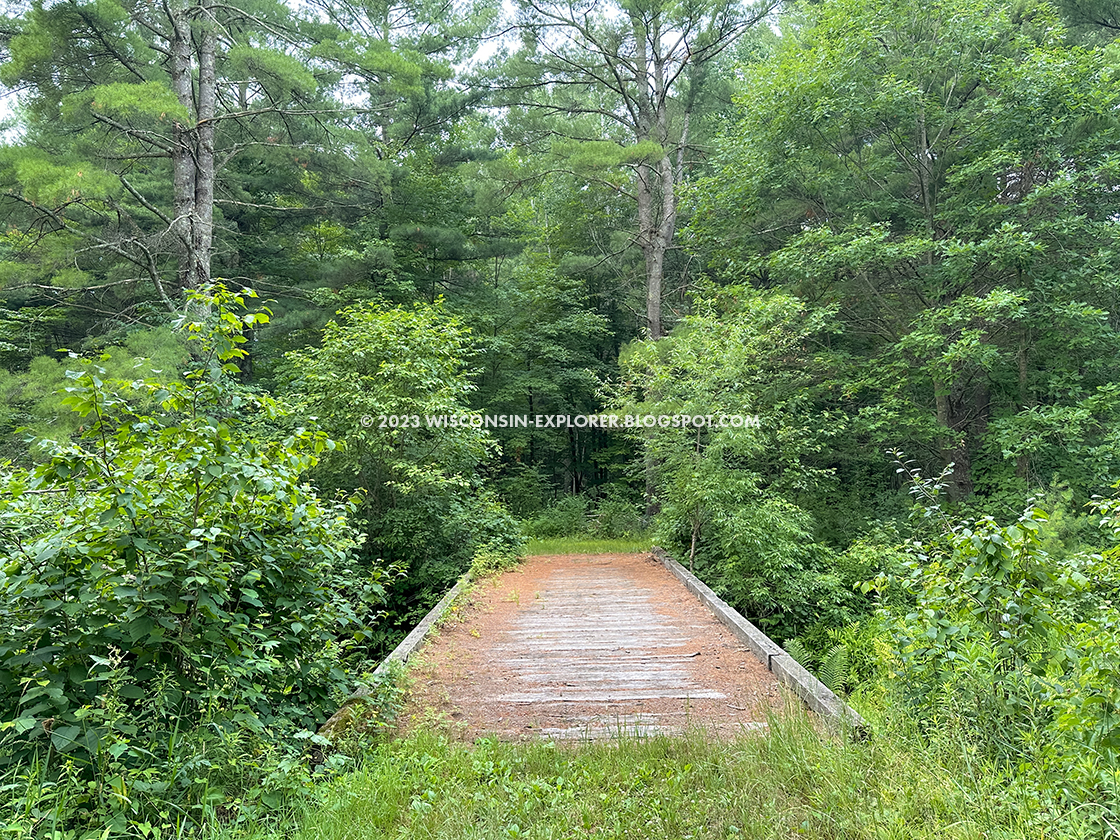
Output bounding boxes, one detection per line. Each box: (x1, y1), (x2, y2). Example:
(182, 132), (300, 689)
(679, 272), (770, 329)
(213, 706), (1075, 840)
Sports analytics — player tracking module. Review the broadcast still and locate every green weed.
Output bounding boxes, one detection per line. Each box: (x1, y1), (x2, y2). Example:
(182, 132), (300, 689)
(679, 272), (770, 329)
(205, 706), (1094, 840)
(526, 536), (653, 555)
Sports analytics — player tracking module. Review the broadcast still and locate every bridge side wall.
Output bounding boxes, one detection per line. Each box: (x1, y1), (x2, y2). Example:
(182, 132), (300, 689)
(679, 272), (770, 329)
(652, 547), (867, 734)
(319, 571), (472, 736)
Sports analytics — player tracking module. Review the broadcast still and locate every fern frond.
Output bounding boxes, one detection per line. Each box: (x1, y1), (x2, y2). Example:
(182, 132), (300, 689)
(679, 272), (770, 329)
(784, 638), (811, 667)
(820, 644), (850, 694)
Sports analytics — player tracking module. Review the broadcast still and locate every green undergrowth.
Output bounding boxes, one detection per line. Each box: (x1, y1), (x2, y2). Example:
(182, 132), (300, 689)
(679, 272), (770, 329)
(205, 706), (1094, 840)
(525, 536), (653, 555)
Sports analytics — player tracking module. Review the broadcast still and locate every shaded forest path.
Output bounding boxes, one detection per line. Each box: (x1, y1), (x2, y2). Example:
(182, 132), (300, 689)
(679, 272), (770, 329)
(403, 553), (788, 739)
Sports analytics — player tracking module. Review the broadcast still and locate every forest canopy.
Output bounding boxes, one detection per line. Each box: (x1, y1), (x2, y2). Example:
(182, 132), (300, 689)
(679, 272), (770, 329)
(3, 0), (1120, 835)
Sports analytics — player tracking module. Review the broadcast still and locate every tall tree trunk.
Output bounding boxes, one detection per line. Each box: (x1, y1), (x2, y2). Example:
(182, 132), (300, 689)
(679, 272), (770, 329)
(645, 109), (688, 341)
(634, 25), (689, 340)
(631, 11), (661, 339)
(168, 0), (216, 296)
(634, 155), (677, 340)
(193, 21), (216, 290)
(191, 22), (215, 293)
(169, 0), (196, 292)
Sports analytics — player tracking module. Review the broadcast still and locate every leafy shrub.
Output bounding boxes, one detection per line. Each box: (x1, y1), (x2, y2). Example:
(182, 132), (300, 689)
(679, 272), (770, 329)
(874, 465), (1120, 828)
(888, 508), (1074, 712)
(590, 488), (643, 539)
(0, 286), (389, 832)
(526, 495), (588, 538)
(281, 300), (518, 648)
(463, 489), (527, 559)
(655, 482), (863, 642)
(468, 492), (527, 576)
(876, 503), (1077, 764)
(708, 498), (858, 642)
(1041, 621), (1120, 813)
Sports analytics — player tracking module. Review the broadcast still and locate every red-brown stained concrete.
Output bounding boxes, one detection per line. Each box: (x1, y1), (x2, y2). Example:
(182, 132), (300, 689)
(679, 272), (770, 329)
(402, 553), (789, 739)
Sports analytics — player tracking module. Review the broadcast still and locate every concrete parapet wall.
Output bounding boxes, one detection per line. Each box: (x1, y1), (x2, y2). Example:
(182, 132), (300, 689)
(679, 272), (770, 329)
(651, 547), (866, 734)
(319, 571), (472, 736)
(374, 572), (473, 675)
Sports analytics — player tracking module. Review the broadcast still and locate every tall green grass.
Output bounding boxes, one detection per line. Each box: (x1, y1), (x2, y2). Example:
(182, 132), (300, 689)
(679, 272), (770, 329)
(207, 706), (1094, 840)
(525, 535), (653, 555)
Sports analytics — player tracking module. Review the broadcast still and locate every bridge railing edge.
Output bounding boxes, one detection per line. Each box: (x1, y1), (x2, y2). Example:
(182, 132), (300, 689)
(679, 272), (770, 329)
(318, 570), (473, 737)
(651, 546), (868, 736)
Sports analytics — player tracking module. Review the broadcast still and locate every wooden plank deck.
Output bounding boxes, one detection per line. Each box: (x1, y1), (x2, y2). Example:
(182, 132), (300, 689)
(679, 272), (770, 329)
(402, 553), (789, 739)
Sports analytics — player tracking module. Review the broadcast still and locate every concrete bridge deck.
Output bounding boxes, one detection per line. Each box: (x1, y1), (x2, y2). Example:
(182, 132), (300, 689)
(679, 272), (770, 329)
(402, 553), (790, 739)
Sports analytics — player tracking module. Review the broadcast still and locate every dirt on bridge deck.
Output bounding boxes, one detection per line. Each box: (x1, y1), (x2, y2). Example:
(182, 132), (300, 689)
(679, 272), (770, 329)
(401, 552), (789, 740)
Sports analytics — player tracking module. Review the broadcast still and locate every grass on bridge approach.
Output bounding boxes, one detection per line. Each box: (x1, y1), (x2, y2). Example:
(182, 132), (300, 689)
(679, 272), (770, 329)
(524, 536), (653, 555)
(208, 705), (1082, 840)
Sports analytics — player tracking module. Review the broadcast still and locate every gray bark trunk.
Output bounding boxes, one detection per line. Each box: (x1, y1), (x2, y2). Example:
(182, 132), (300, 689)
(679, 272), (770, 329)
(636, 159), (662, 338)
(169, 0), (196, 291)
(166, 0), (216, 295)
(194, 21), (216, 290)
(630, 12), (690, 340)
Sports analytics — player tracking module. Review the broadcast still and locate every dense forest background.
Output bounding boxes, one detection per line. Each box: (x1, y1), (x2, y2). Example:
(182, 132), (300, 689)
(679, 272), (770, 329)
(4, 0), (1120, 835)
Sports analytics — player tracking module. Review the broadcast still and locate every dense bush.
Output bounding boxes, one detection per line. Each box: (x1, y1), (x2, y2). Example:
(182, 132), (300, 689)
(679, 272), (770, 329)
(866, 467), (1120, 826)
(0, 287), (389, 832)
(656, 488), (867, 642)
(525, 495), (589, 538)
(589, 487), (643, 539)
(282, 300), (522, 646)
(525, 489), (646, 541)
